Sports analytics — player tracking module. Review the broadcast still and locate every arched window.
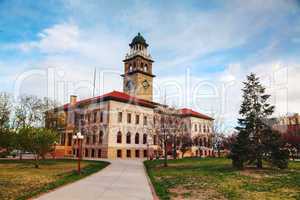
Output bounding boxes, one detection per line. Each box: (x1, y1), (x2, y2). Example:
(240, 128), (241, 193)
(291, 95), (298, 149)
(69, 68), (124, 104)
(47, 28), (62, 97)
(200, 138), (203, 146)
(99, 131), (103, 144)
(135, 133), (139, 144)
(204, 138), (207, 147)
(144, 64), (148, 72)
(143, 134), (147, 144)
(126, 132), (131, 144)
(117, 131), (122, 143)
(129, 65), (133, 72)
(133, 62), (136, 69)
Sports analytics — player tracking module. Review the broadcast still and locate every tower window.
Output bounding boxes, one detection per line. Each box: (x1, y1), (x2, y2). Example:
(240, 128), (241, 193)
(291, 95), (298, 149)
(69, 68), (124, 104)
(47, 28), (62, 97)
(133, 62), (136, 69)
(129, 65), (133, 72)
(144, 65), (148, 72)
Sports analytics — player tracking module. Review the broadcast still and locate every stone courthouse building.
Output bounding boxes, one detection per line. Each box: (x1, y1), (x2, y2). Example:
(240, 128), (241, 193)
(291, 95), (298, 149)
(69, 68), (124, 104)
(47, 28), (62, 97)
(46, 33), (214, 159)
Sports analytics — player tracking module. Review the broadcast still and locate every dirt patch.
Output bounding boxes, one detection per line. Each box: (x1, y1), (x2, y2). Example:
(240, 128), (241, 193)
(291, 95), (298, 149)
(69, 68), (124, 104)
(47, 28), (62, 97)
(169, 186), (227, 200)
(239, 168), (272, 179)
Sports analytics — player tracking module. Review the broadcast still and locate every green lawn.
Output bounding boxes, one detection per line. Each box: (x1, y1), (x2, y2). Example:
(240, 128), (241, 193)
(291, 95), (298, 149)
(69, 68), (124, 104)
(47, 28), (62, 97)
(0, 159), (109, 200)
(144, 158), (300, 200)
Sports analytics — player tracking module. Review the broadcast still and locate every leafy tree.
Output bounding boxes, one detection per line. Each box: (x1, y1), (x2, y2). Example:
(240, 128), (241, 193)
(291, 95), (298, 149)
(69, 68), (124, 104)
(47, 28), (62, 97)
(231, 73), (288, 169)
(18, 126), (59, 168)
(13, 95), (57, 159)
(0, 92), (11, 129)
(0, 128), (16, 157)
(0, 93), (15, 156)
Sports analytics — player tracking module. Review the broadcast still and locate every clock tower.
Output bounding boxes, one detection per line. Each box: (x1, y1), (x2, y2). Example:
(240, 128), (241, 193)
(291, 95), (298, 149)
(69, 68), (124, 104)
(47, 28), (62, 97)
(121, 33), (155, 101)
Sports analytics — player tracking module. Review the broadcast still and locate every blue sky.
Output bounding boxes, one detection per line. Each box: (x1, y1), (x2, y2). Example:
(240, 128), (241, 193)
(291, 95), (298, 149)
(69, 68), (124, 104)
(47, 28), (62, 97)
(1, 0), (300, 132)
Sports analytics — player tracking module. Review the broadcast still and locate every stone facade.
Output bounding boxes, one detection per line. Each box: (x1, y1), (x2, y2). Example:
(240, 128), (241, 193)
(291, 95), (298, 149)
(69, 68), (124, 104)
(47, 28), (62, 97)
(46, 33), (214, 159)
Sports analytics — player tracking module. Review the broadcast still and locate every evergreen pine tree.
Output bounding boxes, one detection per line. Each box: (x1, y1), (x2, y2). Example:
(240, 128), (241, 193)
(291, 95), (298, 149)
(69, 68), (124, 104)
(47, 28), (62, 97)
(231, 73), (287, 169)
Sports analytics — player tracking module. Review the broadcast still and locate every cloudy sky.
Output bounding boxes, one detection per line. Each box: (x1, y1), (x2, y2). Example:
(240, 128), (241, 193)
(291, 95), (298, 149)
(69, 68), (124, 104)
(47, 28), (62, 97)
(0, 0), (300, 132)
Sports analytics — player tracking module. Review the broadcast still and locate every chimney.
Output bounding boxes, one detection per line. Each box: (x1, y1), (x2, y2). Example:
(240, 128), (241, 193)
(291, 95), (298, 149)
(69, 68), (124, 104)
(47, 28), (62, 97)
(70, 95), (77, 106)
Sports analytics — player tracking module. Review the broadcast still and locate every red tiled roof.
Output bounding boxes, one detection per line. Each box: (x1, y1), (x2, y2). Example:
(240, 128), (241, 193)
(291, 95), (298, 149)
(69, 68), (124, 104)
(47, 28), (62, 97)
(179, 108), (214, 120)
(63, 91), (156, 109)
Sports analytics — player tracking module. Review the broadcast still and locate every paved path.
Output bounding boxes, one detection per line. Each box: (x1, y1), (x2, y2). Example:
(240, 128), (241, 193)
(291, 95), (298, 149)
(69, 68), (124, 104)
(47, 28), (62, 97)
(36, 159), (154, 200)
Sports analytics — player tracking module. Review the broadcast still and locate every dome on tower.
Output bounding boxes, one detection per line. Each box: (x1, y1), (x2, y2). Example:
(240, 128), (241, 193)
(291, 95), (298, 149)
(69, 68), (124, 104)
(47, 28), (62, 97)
(129, 32), (148, 47)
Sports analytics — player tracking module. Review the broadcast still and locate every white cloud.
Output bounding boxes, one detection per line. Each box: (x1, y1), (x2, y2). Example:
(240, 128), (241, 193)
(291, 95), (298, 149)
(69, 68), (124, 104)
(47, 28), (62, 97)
(19, 23), (80, 53)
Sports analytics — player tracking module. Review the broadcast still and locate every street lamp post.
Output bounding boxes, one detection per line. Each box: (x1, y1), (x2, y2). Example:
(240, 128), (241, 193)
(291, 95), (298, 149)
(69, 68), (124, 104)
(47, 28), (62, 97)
(73, 132), (84, 174)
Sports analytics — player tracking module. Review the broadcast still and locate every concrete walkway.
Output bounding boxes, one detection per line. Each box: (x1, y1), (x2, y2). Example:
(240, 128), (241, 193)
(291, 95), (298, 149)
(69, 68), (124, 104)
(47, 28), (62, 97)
(36, 159), (154, 200)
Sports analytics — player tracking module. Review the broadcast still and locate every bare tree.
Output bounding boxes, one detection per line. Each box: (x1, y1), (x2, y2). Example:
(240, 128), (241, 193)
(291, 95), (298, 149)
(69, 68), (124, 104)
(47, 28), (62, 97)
(13, 95), (57, 129)
(211, 113), (225, 157)
(154, 106), (184, 166)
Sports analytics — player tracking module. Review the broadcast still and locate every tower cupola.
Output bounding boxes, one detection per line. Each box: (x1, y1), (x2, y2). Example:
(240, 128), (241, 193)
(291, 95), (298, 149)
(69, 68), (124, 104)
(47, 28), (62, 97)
(125, 32), (152, 61)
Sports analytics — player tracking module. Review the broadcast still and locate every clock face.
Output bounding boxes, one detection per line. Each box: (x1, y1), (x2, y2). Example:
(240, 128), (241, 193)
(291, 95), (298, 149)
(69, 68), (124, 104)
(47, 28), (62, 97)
(142, 80), (150, 89)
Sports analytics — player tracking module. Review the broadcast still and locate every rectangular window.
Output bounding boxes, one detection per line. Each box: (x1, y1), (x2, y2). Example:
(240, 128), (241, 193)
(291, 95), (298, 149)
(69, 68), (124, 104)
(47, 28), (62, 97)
(117, 149), (122, 158)
(144, 150), (147, 158)
(93, 112), (97, 123)
(67, 133), (72, 146)
(194, 124), (197, 132)
(93, 135), (96, 144)
(118, 112), (122, 123)
(135, 150), (140, 158)
(135, 115), (140, 124)
(91, 149), (95, 157)
(100, 111), (103, 123)
(127, 113), (131, 124)
(85, 149), (89, 157)
(126, 150), (131, 158)
(87, 113), (91, 124)
(143, 116), (147, 126)
(98, 149), (102, 158)
(80, 114), (84, 126)
(60, 133), (66, 145)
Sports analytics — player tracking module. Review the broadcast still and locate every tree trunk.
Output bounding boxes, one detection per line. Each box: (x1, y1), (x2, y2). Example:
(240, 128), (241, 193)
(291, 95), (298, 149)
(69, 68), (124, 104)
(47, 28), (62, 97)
(34, 154), (39, 168)
(19, 151), (23, 160)
(164, 141), (168, 167)
(256, 158), (262, 169)
(182, 151), (185, 158)
(173, 136), (177, 160)
(218, 149), (221, 158)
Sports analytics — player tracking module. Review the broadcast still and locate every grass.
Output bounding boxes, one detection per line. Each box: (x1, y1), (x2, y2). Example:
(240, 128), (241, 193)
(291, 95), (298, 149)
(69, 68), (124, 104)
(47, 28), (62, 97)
(144, 158), (300, 200)
(0, 159), (109, 200)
